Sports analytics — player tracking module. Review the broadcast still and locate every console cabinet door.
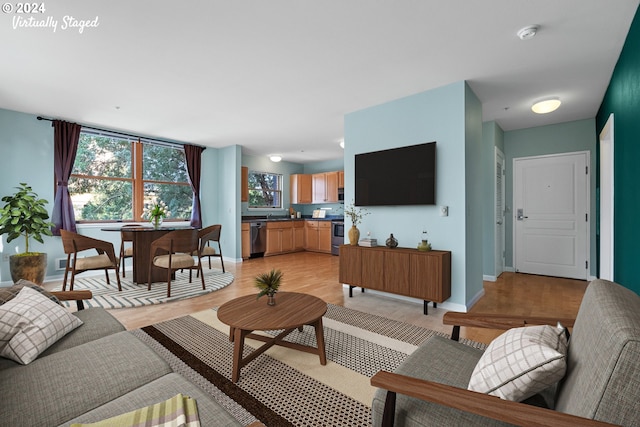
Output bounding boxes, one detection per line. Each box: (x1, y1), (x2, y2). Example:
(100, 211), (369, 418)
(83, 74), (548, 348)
(410, 252), (451, 302)
(361, 250), (384, 291)
(339, 245), (361, 285)
(384, 251), (410, 295)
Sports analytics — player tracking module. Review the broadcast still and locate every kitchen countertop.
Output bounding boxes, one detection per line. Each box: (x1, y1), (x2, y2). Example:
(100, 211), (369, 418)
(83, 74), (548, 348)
(242, 216), (343, 223)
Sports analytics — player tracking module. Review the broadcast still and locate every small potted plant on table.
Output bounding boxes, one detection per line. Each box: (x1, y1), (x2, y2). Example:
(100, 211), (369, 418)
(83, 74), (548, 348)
(0, 183), (54, 284)
(255, 268), (283, 306)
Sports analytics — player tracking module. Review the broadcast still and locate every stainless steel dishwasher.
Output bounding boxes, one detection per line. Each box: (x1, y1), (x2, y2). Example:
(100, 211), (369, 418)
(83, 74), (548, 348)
(250, 221), (266, 257)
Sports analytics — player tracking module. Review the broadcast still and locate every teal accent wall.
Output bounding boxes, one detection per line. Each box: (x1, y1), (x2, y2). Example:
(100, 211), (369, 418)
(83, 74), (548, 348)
(503, 119), (598, 276)
(596, 6), (640, 293)
(481, 121), (505, 277)
(344, 81), (483, 309)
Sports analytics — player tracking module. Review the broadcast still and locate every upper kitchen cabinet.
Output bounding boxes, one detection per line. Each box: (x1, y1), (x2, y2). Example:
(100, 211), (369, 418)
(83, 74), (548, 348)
(290, 174), (312, 204)
(338, 171), (344, 188)
(312, 171), (339, 203)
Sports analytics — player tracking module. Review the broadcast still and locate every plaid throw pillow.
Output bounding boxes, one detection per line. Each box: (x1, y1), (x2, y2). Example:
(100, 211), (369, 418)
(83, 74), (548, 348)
(0, 280), (60, 306)
(0, 286), (82, 364)
(468, 324), (568, 402)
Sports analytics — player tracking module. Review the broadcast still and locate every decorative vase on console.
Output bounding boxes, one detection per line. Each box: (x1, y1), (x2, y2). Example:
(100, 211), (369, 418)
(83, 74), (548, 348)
(344, 202), (369, 246)
(386, 233), (398, 248)
(348, 226), (360, 246)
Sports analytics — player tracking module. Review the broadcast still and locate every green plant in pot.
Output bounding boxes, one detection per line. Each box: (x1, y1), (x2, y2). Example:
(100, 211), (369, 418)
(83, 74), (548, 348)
(254, 268), (283, 306)
(0, 183), (55, 285)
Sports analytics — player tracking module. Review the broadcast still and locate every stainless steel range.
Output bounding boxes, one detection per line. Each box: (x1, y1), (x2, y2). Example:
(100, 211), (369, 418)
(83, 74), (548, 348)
(331, 220), (344, 256)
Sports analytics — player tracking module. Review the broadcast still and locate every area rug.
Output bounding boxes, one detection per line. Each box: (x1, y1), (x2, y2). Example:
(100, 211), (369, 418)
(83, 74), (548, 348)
(132, 304), (485, 426)
(52, 268), (234, 309)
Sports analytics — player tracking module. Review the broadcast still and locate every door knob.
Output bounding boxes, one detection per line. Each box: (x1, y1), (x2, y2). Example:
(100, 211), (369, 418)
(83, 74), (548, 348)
(496, 220), (503, 225)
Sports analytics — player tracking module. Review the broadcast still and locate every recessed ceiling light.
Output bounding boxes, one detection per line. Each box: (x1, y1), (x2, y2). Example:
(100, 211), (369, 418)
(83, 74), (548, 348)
(517, 25), (539, 40)
(269, 155), (282, 162)
(531, 98), (561, 114)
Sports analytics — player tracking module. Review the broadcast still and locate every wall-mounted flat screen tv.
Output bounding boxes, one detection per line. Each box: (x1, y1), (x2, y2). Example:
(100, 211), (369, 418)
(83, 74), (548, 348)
(355, 142), (436, 206)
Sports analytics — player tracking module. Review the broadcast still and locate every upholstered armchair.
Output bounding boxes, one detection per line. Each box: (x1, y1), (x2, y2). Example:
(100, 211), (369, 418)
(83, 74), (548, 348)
(371, 279), (640, 427)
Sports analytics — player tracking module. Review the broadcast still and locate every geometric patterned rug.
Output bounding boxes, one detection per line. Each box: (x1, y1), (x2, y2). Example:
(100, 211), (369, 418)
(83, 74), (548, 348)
(51, 268), (234, 309)
(132, 304), (485, 426)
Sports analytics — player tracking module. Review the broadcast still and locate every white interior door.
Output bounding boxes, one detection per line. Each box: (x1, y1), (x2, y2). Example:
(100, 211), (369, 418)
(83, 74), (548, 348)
(514, 152), (589, 280)
(599, 114), (614, 280)
(495, 148), (505, 277)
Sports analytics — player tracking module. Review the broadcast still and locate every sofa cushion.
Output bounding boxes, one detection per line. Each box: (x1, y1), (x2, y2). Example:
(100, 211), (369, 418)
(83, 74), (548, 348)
(0, 331), (172, 427)
(468, 324), (568, 402)
(60, 373), (242, 427)
(0, 287), (83, 364)
(372, 335), (517, 427)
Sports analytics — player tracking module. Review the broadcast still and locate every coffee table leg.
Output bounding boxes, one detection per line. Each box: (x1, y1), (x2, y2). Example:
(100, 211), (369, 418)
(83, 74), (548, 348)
(232, 327), (245, 382)
(314, 317), (327, 365)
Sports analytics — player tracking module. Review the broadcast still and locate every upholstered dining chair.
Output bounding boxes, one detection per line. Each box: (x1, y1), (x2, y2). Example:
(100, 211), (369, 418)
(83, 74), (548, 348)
(60, 229), (122, 292)
(118, 224), (139, 278)
(191, 224), (225, 274)
(148, 229), (205, 298)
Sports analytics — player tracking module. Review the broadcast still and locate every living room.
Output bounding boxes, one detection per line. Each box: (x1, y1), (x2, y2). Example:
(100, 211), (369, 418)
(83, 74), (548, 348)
(1, 2), (640, 426)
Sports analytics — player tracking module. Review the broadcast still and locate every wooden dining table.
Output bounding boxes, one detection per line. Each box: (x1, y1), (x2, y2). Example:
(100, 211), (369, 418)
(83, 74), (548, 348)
(101, 226), (195, 284)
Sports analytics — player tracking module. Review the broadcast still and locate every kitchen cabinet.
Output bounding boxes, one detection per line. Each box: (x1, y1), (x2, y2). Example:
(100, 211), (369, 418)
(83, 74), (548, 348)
(305, 220), (332, 253)
(265, 221), (294, 256)
(312, 172), (339, 203)
(293, 221), (305, 250)
(339, 245), (451, 314)
(290, 174), (312, 204)
(241, 166), (249, 202)
(241, 222), (250, 259)
(338, 171), (344, 188)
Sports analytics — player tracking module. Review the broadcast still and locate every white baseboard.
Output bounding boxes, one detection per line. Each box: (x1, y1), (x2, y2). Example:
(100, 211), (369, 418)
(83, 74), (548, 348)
(466, 288), (485, 311)
(483, 274), (497, 282)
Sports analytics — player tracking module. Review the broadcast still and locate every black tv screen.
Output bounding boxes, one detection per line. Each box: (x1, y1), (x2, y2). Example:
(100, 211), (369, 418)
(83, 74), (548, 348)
(355, 142), (436, 206)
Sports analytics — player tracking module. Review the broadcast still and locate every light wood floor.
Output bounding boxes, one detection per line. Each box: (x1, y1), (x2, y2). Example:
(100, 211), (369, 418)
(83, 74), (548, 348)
(50, 252), (589, 344)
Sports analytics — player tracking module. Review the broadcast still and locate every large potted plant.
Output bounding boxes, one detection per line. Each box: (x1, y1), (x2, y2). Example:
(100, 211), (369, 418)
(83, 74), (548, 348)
(0, 183), (55, 284)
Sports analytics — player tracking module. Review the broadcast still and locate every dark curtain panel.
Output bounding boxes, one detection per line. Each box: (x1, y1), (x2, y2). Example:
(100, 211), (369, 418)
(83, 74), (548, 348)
(184, 144), (205, 228)
(51, 120), (81, 235)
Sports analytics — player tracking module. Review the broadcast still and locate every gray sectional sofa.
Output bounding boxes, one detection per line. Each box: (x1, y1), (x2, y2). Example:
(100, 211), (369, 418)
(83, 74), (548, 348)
(0, 289), (242, 426)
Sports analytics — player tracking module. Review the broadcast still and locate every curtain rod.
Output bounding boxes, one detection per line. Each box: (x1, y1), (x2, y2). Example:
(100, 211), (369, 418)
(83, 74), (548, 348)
(36, 116), (205, 149)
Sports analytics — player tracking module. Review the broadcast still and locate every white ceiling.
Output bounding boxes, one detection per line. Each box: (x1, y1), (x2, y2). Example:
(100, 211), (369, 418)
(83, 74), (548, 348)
(1, 1), (638, 163)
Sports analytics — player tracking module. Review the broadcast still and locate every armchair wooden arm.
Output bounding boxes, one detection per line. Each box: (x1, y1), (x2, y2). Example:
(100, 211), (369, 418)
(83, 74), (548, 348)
(50, 290), (93, 311)
(371, 371), (618, 427)
(442, 312), (575, 341)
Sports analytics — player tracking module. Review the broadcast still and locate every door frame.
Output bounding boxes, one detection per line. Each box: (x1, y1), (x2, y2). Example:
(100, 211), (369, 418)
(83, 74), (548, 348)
(495, 147), (506, 278)
(512, 151), (590, 279)
(599, 114), (614, 280)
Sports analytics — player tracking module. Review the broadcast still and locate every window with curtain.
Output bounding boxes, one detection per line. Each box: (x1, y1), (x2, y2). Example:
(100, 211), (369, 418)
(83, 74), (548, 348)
(68, 130), (192, 222)
(248, 171), (282, 209)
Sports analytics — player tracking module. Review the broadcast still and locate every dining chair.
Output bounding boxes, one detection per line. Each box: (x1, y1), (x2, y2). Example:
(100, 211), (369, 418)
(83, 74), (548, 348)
(191, 224), (225, 274)
(148, 229), (205, 298)
(60, 229), (122, 292)
(118, 224), (139, 278)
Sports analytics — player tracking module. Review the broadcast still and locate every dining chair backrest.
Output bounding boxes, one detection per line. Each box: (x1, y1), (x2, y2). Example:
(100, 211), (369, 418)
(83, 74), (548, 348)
(198, 224), (222, 253)
(150, 229), (199, 256)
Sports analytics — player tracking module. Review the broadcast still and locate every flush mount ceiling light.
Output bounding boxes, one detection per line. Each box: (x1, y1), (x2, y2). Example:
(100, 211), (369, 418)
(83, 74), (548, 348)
(339, 139), (345, 149)
(531, 97), (561, 114)
(269, 155), (282, 162)
(517, 25), (539, 40)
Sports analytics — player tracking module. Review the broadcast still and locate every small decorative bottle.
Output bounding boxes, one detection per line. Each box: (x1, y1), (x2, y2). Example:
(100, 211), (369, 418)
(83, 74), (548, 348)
(417, 230), (432, 251)
(385, 233), (398, 248)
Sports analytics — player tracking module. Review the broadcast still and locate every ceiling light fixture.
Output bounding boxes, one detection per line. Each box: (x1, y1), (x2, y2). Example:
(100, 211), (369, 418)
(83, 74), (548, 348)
(517, 25), (539, 40)
(339, 139), (344, 149)
(269, 155), (282, 162)
(531, 97), (561, 114)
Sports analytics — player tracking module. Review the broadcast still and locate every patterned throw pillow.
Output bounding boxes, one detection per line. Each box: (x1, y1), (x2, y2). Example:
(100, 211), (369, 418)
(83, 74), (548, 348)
(0, 286), (83, 364)
(0, 280), (60, 306)
(467, 324), (568, 402)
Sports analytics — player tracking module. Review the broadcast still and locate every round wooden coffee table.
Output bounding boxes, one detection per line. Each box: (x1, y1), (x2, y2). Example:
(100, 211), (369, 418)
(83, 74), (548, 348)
(217, 292), (327, 382)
